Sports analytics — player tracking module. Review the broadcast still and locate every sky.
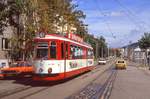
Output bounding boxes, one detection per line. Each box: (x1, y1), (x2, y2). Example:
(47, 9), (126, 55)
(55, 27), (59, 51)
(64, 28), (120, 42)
(74, 0), (150, 48)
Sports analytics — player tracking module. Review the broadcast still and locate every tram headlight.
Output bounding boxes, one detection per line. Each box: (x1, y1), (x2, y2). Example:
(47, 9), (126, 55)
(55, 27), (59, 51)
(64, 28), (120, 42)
(48, 68), (52, 74)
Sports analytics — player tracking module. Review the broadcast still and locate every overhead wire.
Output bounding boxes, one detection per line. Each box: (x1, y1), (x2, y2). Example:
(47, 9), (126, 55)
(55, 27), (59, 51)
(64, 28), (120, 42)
(94, 0), (140, 46)
(94, 0), (116, 39)
(113, 0), (150, 32)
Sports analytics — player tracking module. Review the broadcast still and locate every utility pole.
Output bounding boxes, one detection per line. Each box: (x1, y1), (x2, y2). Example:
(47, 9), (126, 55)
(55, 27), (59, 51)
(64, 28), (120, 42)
(96, 42), (99, 59)
(90, 38), (99, 60)
(108, 45), (109, 57)
(101, 47), (103, 58)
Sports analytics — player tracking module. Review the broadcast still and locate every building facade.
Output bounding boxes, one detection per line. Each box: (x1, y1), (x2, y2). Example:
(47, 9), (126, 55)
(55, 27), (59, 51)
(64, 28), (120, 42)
(122, 42), (146, 64)
(0, 26), (13, 68)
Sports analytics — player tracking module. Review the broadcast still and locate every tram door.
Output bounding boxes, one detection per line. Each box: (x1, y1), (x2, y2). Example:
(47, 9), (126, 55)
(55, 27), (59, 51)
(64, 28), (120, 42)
(60, 41), (67, 75)
(86, 48), (88, 67)
(64, 42), (68, 74)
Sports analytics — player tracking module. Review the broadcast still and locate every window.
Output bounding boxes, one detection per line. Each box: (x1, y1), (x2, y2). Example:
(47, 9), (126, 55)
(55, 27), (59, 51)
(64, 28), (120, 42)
(70, 45), (74, 59)
(2, 38), (10, 50)
(36, 48), (48, 59)
(50, 41), (57, 59)
(61, 43), (64, 59)
(65, 44), (68, 58)
(70, 45), (83, 59)
(88, 49), (94, 59)
(36, 42), (48, 59)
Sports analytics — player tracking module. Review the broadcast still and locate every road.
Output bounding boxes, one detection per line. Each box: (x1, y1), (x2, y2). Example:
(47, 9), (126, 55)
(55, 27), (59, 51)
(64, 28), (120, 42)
(1, 61), (150, 99)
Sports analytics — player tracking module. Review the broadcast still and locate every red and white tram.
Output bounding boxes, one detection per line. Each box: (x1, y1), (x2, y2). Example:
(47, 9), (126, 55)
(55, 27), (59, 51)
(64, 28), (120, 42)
(33, 32), (94, 81)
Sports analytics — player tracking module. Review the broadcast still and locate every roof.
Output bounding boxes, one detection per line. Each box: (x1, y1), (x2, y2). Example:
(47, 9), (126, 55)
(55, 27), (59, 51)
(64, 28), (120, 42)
(35, 34), (93, 49)
(122, 42), (139, 49)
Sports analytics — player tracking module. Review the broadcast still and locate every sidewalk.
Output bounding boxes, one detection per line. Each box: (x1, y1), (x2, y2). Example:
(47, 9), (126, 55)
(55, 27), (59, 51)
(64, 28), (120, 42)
(130, 61), (150, 75)
(110, 65), (150, 99)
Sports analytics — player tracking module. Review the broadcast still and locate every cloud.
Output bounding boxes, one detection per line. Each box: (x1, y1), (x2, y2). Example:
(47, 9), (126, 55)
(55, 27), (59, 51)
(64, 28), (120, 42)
(77, 0), (150, 47)
(110, 11), (124, 17)
(85, 10), (124, 19)
(108, 29), (145, 48)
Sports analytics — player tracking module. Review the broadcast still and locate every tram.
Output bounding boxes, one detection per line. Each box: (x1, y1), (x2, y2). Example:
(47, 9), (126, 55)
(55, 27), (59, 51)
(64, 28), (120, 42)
(33, 32), (94, 81)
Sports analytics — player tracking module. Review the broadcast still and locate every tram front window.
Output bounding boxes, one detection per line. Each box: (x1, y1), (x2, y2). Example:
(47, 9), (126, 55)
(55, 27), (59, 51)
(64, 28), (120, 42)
(36, 49), (48, 59)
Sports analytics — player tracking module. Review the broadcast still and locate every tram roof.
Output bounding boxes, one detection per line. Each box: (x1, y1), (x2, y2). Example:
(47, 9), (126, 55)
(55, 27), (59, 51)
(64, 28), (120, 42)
(34, 34), (93, 49)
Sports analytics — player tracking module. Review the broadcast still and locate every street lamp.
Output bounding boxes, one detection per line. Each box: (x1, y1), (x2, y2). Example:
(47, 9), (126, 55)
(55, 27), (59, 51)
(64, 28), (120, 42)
(108, 44), (109, 58)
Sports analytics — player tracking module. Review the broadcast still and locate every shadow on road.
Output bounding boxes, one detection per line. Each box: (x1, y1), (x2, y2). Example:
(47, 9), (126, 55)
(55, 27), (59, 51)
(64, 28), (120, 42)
(1, 70), (91, 87)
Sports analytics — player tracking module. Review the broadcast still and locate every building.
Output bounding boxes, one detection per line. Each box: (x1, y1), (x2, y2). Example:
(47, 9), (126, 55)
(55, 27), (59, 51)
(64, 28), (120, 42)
(122, 42), (146, 64)
(0, 26), (13, 68)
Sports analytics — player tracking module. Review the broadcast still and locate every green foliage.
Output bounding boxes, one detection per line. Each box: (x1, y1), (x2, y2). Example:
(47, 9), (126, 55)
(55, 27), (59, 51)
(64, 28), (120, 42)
(138, 33), (150, 49)
(0, 1), (9, 34)
(43, 0), (86, 34)
(85, 34), (107, 58)
(6, 0), (37, 60)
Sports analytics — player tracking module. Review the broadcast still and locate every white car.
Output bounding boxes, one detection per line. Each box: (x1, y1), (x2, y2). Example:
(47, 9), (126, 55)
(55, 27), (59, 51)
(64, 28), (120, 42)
(98, 59), (107, 65)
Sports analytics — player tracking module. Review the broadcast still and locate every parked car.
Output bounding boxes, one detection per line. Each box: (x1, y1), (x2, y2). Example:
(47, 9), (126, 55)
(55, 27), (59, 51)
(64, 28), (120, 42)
(0, 61), (33, 78)
(115, 59), (127, 69)
(98, 58), (107, 65)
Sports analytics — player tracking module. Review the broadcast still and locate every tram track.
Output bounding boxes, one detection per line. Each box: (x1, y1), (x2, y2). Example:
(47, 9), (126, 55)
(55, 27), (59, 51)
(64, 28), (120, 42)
(67, 64), (117, 99)
(0, 80), (55, 99)
(0, 78), (33, 98)
(19, 64), (115, 99)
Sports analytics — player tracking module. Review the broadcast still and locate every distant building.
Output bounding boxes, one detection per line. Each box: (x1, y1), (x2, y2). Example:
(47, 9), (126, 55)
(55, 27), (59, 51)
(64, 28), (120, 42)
(122, 42), (146, 64)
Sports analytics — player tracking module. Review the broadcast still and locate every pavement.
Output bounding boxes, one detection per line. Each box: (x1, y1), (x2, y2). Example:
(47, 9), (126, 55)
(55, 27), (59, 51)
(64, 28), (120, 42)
(110, 64), (150, 99)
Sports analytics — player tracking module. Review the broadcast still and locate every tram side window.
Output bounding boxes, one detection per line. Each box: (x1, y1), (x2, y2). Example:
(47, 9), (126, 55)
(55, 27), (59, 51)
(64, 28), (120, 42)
(74, 46), (78, 59)
(78, 47), (83, 59)
(70, 45), (74, 59)
(65, 44), (68, 58)
(61, 43), (64, 59)
(50, 41), (57, 59)
(88, 49), (93, 59)
(70, 45), (83, 59)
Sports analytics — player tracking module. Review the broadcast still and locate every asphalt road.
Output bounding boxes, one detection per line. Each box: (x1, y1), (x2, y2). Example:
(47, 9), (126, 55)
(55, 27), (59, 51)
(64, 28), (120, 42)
(110, 63), (150, 99)
(1, 61), (150, 99)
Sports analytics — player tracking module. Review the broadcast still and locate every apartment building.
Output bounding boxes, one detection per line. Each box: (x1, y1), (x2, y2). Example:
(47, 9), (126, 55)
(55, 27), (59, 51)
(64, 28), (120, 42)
(0, 26), (13, 68)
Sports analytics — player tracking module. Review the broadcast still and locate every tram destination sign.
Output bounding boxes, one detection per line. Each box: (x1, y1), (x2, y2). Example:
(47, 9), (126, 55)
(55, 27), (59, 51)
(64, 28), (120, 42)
(68, 33), (83, 43)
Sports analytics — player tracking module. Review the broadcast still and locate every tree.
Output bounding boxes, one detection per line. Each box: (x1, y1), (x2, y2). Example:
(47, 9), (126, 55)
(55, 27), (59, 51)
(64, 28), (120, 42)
(139, 33), (150, 49)
(44, 0), (86, 34)
(138, 33), (150, 66)
(1, 0), (87, 61)
(0, 0), (9, 35)
(7, 0), (37, 61)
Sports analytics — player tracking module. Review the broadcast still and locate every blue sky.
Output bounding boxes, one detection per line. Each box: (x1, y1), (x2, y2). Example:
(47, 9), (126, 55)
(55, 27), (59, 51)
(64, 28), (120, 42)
(74, 0), (150, 47)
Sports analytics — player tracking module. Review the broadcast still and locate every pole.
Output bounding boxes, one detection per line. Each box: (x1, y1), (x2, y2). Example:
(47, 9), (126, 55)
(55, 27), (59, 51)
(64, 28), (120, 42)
(101, 47), (103, 58)
(96, 42), (99, 59)
(108, 45), (109, 57)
